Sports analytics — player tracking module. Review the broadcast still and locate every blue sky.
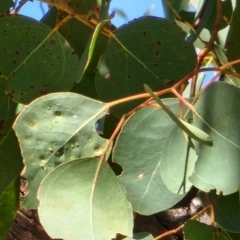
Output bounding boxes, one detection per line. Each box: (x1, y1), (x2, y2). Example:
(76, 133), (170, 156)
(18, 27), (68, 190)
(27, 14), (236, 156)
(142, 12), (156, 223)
(19, 0), (164, 27)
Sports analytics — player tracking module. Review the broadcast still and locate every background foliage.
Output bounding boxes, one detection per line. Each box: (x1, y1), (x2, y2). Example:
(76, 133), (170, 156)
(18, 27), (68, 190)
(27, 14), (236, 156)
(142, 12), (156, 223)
(0, 0), (240, 239)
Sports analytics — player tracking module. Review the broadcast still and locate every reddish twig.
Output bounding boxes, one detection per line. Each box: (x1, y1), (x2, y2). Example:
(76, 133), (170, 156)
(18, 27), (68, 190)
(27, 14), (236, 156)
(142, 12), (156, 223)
(11, 0), (28, 14)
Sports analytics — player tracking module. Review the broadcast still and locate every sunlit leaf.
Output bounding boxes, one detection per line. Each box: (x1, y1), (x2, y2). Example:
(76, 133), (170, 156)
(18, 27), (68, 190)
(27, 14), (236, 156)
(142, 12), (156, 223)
(13, 93), (107, 208)
(113, 99), (186, 215)
(144, 84), (213, 147)
(38, 158), (133, 240)
(190, 82), (240, 195)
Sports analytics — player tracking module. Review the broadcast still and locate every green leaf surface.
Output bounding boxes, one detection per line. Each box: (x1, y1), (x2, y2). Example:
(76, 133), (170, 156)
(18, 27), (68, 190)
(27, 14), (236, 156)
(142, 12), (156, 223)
(71, 72), (99, 100)
(124, 232), (154, 240)
(77, 19), (110, 83)
(0, 176), (20, 239)
(226, 1), (240, 73)
(160, 126), (197, 194)
(13, 92), (107, 208)
(0, 15), (80, 104)
(213, 44), (240, 88)
(0, 117), (23, 196)
(95, 16), (197, 117)
(113, 99), (186, 215)
(190, 82), (240, 195)
(144, 84), (213, 146)
(184, 220), (224, 240)
(0, 80), (17, 119)
(186, 0), (215, 43)
(161, 0), (189, 21)
(38, 158), (133, 240)
(0, 0), (14, 12)
(200, 191), (240, 232)
(205, 0), (232, 33)
(41, 6), (93, 57)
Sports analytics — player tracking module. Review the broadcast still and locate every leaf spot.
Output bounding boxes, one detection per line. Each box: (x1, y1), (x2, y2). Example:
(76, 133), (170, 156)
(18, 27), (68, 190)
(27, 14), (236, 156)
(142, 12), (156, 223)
(49, 39), (56, 45)
(55, 111), (61, 116)
(138, 173), (144, 179)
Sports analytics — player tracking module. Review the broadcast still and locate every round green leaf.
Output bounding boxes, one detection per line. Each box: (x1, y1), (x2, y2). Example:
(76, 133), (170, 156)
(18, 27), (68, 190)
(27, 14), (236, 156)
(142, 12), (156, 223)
(190, 82), (240, 195)
(0, 15), (80, 104)
(95, 16), (197, 116)
(38, 158), (133, 240)
(200, 191), (240, 232)
(160, 126), (197, 194)
(113, 99), (186, 215)
(184, 220), (224, 240)
(13, 92), (107, 208)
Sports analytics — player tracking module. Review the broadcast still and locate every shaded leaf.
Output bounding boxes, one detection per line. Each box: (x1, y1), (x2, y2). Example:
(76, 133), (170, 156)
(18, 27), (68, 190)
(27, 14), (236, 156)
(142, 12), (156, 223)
(38, 158), (133, 240)
(0, 0), (14, 12)
(226, 1), (240, 73)
(113, 99), (186, 215)
(161, 0), (189, 21)
(184, 220), (223, 240)
(160, 126), (197, 194)
(200, 191), (240, 233)
(0, 80), (17, 120)
(0, 15), (80, 104)
(77, 19), (110, 83)
(71, 72), (99, 100)
(96, 16), (197, 117)
(190, 82), (240, 195)
(0, 176), (20, 239)
(13, 93), (107, 208)
(0, 117), (23, 196)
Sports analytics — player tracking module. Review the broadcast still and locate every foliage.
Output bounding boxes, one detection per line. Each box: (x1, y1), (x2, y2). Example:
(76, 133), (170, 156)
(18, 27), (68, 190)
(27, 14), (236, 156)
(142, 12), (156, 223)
(0, 0), (240, 239)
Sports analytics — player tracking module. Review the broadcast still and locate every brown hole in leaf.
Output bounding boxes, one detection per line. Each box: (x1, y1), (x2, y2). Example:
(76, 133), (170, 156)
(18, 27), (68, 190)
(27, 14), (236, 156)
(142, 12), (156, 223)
(156, 50), (160, 56)
(143, 30), (146, 36)
(13, 60), (17, 64)
(154, 63), (158, 67)
(185, 45), (188, 49)
(94, 145), (99, 150)
(156, 41), (161, 46)
(128, 75), (131, 79)
(30, 86), (34, 89)
(15, 50), (20, 55)
(88, 16), (92, 20)
(55, 111), (61, 116)
(44, 84), (47, 87)
(20, 92), (24, 95)
(0, 71), (2, 75)
(49, 39), (56, 45)
(7, 93), (13, 100)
